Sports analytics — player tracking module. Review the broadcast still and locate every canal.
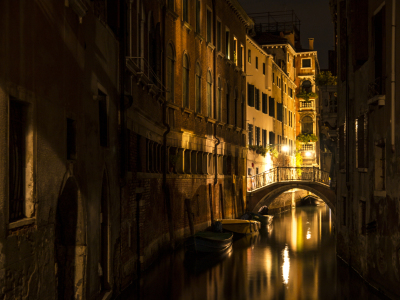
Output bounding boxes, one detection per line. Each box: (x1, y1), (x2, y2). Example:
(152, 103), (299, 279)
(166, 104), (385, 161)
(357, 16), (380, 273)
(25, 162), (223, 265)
(121, 205), (387, 300)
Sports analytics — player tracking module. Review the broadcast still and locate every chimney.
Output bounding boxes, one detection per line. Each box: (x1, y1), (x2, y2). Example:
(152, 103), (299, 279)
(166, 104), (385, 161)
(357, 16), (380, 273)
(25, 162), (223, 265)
(308, 38), (314, 50)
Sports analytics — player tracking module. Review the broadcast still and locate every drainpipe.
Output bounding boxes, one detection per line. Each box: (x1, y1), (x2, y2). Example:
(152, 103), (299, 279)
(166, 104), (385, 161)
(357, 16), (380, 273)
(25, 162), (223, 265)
(213, 0), (220, 185)
(161, 5), (175, 247)
(391, 0), (396, 153)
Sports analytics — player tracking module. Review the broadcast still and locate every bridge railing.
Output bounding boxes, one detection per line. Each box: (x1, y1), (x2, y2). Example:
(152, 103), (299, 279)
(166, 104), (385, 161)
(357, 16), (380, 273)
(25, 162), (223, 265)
(247, 167), (330, 192)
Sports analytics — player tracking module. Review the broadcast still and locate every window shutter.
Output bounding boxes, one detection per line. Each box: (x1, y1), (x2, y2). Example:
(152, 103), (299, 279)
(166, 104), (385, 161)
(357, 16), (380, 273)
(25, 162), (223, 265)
(269, 97), (275, 118)
(255, 88), (259, 110)
(248, 84), (254, 107)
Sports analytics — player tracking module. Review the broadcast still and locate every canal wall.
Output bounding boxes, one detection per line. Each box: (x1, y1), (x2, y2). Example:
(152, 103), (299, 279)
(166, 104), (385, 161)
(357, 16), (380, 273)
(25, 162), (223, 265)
(267, 190), (308, 214)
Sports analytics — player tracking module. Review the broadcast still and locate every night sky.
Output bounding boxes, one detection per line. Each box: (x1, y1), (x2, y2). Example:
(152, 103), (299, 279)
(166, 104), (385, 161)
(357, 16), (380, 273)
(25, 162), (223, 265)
(237, 0), (334, 69)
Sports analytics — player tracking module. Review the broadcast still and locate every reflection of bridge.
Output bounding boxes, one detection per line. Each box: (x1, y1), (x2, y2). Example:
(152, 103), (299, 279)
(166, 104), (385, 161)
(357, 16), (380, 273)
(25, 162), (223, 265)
(246, 167), (336, 213)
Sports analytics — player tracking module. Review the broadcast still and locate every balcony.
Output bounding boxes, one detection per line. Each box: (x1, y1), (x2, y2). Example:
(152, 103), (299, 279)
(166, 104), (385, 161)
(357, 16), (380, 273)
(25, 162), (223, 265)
(299, 101), (314, 110)
(126, 57), (165, 98)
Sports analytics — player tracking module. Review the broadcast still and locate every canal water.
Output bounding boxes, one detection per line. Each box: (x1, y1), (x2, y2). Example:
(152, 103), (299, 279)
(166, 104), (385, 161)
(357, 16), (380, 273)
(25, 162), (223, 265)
(121, 205), (387, 300)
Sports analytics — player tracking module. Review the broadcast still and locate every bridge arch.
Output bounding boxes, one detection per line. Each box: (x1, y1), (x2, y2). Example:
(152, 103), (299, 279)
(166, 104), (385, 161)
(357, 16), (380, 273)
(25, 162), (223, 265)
(248, 182), (336, 214)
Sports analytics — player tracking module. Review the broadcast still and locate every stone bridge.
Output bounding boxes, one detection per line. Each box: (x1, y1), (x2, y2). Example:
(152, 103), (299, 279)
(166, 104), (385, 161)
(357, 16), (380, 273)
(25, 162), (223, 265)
(246, 167), (336, 213)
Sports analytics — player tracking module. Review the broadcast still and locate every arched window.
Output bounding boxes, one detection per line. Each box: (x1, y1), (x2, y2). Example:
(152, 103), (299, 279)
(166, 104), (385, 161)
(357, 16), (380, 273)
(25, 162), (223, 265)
(217, 78), (221, 120)
(195, 63), (201, 113)
(302, 116), (313, 134)
(183, 54), (189, 108)
(166, 44), (175, 102)
(207, 71), (212, 117)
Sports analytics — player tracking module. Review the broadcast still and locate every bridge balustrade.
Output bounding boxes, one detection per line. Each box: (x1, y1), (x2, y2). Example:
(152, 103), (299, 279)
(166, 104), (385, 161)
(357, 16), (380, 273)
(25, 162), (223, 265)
(247, 167), (330, 192)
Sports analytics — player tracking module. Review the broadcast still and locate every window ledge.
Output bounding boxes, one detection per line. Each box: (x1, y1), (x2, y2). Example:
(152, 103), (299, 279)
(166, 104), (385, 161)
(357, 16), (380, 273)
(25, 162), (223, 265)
(194, 113), (205, 121)
(225, 58), (234, 66)
(374, 190), (386, 197)
(9, 217), (35, 230)
(182, 21), (192, 32)
(234, 66), (241, 72)
(195, 33), (204, 43)
(206, 117), (217, 124)
(166, 101), (180, 110)
(241, 72), (247, 77)
(235, 127), (242, 132)
(368, 94), (385, 106)
(358, 168), (368, 173)
(206, 42), (215, 51)
(181, 107), (193, 115)
(166, 9), (179, 21)
(217, 51), (225, 58)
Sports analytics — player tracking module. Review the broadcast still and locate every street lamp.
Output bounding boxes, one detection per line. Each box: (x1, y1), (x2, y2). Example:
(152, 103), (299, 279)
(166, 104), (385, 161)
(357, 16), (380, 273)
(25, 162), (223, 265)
(281, 145), (288, 167)
(305, 151), (312, 157)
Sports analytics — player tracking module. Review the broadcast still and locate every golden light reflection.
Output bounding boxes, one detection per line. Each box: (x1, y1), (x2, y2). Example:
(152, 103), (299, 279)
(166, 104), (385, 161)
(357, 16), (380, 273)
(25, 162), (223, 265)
(306, 228), (311, 239)
(282, 245), (290, 285)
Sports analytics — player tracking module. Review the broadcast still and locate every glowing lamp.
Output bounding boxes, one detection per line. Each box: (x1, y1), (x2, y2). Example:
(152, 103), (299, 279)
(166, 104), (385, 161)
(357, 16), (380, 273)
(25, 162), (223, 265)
(282, 145), (289, 152)
(305, 151), (312, 157)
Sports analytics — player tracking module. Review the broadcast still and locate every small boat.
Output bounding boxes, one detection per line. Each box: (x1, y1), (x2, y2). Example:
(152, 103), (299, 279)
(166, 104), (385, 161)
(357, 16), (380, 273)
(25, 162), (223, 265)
(215, 219), (261, 235)
(250, 212), (274, 226)
(185, 231), (233, 253)
(300, 195), (325, 206)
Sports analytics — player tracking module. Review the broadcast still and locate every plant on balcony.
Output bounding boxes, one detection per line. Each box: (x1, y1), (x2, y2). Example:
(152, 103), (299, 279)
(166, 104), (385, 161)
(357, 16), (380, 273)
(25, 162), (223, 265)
(315, 71), (337, 86)
(296, 133), (318, 144)
(296, 91), (319, 102)
(249, 145), (278, 158)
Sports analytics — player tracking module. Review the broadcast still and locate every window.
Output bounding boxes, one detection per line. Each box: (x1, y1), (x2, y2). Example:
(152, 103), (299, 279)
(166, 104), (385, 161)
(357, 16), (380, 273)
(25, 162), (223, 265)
(240, 45), (244, 70)
(248, 124), (253, 146)
(356, 114), (368, 168)
(207, 71), (212, 117)
(225, 28), (230, 58)
(247, 83), (254, 107)
(206, 9), (212, 43)
(182, 0), (188, 23)
(373, 6), (386, 95)
(339, 124), (345, 170)
(67, 118), (76, 160)
(248, 49), (251, 63)
(272, 72), (275, 84)
(301, 116), (313, 134)
(233, 37), (238, 65)
(302, 58), (311, 68)
(98, 90), (108, 147)
(216, 21), (221, 52)
(255, 88), (260, 110)
(196, 0), (201, 33)
(255, 57), (258, 69)
(183, 54), (189, 108)
(277, 102), (283, 122)
(168, 0), (174, 10)
(217, 77), (221, 120)
(255, 127), (260, 146)
(263, 63), (265, 75)
(166, 43), (175, 102)
(375, 141), (386, 191)
(285, 84), (286, 93)
(234, 94), (238, 127)
(9, 99), (30, 222)
(262, 129), (267, 147)
(287, 53), (290, 62)
(269, 131), (275, 145)
(195, 63), (201, 113)
(262, 93), (268, 114)
(269, 97), (275, 118)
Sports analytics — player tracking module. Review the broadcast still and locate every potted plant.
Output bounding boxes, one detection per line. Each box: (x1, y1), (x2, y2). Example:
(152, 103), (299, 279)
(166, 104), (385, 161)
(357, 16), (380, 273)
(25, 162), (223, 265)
(296, 133), (318, 144)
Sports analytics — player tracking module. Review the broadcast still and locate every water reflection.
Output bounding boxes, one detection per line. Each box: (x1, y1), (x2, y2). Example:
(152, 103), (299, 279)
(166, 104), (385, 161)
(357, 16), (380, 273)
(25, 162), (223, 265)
(120, 205), (386, 300)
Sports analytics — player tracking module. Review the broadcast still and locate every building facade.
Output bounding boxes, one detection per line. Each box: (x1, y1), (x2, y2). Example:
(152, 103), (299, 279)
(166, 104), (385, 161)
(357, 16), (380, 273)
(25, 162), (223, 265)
(0, 1), (122, 298)
(331, 0), (400, 298)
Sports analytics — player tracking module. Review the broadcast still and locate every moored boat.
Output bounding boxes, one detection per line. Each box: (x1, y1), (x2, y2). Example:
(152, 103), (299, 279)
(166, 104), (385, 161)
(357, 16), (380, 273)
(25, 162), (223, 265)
(185, 231), (233, 253)
(215, 219), (261, 235)
(250, 212), (274, 226)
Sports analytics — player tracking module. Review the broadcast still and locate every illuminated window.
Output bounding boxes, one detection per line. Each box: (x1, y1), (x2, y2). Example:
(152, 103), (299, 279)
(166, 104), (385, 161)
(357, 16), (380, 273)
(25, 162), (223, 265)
(301, 116), (313, 134)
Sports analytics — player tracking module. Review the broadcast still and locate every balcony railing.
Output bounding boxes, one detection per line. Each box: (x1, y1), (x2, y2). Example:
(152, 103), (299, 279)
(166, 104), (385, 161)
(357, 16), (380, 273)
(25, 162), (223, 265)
(247, 167), (330, 192)
(126, 56), (166, 95)
(300, 101), (313, 108)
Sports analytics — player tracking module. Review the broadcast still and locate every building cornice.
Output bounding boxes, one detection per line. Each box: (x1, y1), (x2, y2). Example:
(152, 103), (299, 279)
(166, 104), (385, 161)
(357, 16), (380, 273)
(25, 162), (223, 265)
(225, 0), (254, 28)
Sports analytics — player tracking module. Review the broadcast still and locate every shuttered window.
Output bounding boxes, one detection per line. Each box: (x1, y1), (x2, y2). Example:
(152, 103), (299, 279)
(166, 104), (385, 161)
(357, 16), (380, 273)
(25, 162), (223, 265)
(255, 88), (260, 110)
(269, 97), (275, 118)
(248, 84), (254, 107)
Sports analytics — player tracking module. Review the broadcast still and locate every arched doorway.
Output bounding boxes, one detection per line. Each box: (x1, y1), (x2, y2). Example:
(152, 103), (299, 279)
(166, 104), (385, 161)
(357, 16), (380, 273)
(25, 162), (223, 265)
(100, 171), (110, 292)
(55, 177), (86, 299)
